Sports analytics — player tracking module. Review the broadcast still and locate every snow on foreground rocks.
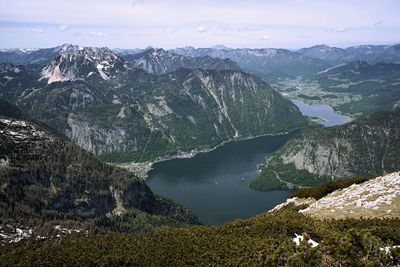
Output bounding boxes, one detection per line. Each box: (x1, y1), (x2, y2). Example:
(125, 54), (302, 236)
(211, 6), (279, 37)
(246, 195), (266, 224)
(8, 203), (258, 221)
(300, 172), (400, 219)
(0, 224), (89, 244)
(269, 197), (316, 212)
(292, 234), (319, 248)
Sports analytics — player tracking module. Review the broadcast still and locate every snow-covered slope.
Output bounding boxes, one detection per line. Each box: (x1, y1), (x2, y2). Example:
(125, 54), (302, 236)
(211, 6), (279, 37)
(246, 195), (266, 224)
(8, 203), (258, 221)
(300, 172), (400, 219)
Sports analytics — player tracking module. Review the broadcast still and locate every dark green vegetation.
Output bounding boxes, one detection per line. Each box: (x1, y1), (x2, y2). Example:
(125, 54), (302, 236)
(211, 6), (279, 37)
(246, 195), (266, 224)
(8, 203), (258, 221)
(0, 100), (198, 235)
(1, 205), (400, 266)
(251, 108), (400, 190)
(291, 176), (370, 200)
(0, 45), (307, 163)
(316, 61), (400, 114)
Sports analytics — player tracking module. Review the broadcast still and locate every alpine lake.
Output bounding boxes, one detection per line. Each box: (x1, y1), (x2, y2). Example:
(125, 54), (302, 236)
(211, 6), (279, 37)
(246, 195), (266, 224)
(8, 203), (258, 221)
(147, 99), (350, 224)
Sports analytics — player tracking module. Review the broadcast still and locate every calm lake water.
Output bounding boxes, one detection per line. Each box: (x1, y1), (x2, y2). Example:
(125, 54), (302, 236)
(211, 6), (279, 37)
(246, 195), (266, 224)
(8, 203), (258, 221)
(293, 99), (349, 126)
(148, 100), (349, 225)
(148, 134), (294, 225)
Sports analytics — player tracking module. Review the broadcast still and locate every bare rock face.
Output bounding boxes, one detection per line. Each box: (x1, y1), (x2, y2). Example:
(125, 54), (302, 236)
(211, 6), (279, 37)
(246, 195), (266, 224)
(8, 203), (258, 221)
(300, 172), (400, 219)
(40, 44), (129, 84)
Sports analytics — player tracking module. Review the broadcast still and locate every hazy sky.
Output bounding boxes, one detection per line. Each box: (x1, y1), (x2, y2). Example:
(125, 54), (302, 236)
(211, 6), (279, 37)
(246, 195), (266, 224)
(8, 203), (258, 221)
(0, 0), (399, 49)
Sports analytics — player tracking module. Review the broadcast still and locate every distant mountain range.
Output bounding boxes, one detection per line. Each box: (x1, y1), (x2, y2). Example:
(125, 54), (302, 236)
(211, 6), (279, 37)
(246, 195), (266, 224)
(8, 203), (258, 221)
(1, 43), (399, 83)
(170, 46), (330, 81)
(299, 44), (400, 65)
(0, 44), (307, 163)
(120, 48), (240, 75)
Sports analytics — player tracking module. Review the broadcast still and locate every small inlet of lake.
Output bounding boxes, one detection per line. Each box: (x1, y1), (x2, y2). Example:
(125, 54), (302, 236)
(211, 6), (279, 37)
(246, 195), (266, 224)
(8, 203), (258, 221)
(148, 101), (349, 225)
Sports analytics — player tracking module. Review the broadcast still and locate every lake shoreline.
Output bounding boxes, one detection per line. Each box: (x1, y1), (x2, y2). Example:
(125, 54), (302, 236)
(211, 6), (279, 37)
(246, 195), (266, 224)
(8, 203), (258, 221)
(117, 98), (351, 179)
(117, 126), (305, 179)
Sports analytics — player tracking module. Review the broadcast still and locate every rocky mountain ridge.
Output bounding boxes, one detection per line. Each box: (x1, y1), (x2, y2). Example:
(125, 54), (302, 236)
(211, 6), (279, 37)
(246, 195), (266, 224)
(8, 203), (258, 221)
(122, 48), (240, 75)
(171, 46), (330, 81)
(298, 43), (400, 65)
(41, 44), (129, 84)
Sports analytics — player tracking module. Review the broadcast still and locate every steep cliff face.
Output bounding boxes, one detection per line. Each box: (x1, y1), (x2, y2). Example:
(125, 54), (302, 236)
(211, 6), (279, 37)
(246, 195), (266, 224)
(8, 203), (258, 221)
(0, 47), (308, 163)
(0, 100), (198, 233)
(251, 109), (400, 190)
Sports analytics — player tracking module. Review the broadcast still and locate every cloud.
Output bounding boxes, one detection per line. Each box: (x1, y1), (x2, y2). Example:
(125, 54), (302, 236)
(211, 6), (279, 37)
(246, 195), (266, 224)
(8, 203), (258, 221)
(261, 34), (271, 40)
(196, 25), (209, 33)
(132, 0), (144, 7)
(323, 27), (349, 33)
(32, 28), (44, 33)
(58, 25), (68, 31)
(88, 31), (109, 37)
(222, 25), (261, 33)
(374, 20), (383, 26)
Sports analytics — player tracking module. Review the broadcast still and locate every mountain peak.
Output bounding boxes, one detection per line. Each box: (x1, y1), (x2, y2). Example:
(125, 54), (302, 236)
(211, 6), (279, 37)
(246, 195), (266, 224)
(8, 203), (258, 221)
(41, 45), (127, 84)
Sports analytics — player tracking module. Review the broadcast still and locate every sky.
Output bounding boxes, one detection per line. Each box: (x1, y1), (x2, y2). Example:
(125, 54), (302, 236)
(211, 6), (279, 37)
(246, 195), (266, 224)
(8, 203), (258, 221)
(0, 0), (399, 49)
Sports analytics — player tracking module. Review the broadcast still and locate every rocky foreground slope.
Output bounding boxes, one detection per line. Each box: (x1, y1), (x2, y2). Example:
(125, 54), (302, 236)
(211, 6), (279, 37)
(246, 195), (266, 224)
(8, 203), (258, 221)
(251, 108), (400, 190)
(300, 171), (400, 219)
(2, 174), (400, 266)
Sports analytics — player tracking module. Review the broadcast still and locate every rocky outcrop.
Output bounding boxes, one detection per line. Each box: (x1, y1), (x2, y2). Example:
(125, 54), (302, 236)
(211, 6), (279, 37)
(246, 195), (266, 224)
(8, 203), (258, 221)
(300, 172), (400, 219)
(40, 44), (129, 84)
